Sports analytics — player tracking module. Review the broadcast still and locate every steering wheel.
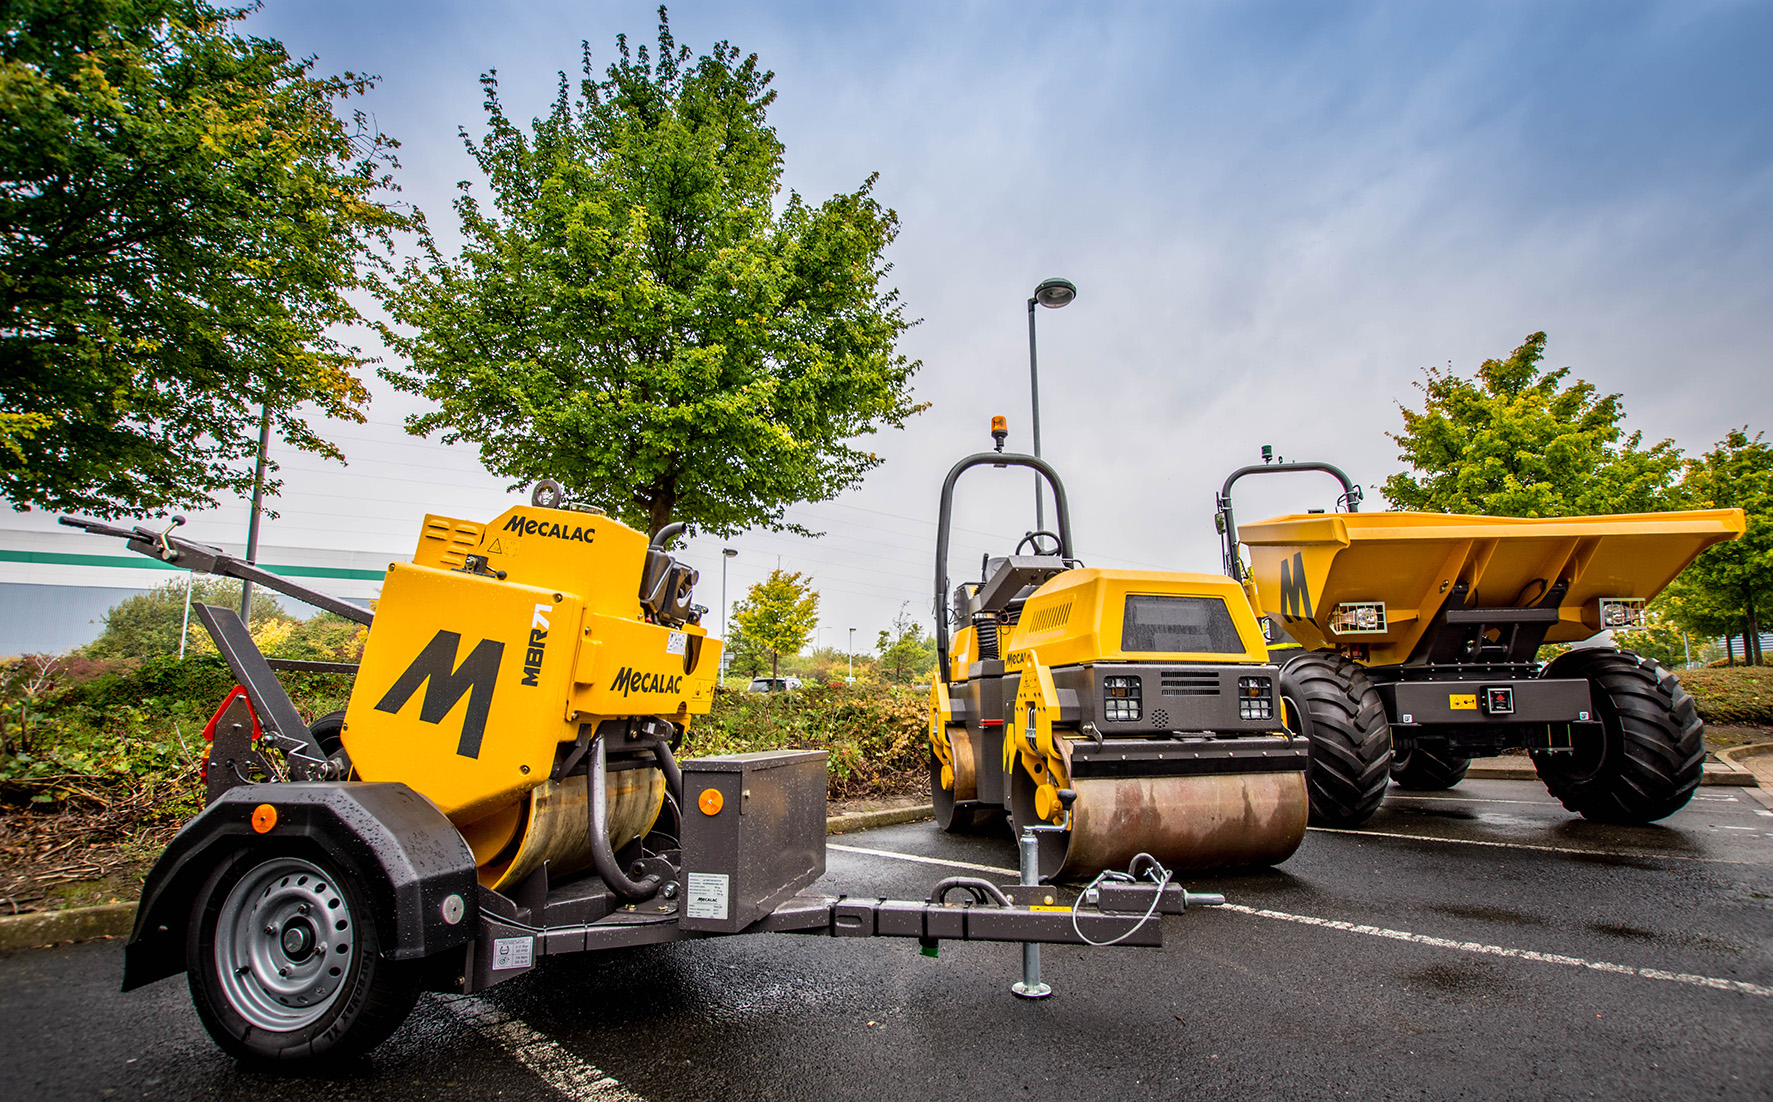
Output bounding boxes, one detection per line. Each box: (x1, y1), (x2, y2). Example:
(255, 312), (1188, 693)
(1016, 530), (1062, 557)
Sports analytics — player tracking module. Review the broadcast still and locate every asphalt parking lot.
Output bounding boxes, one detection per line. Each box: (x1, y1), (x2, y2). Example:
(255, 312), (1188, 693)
(3, 777), (1769, 1101)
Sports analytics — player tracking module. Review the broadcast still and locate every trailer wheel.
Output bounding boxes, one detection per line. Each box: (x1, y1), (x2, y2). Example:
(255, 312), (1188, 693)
(1389, 741), (1471, 790)
(1280, 652), (1391, 827)
(188, 848), (419, 1065)
(1532, 649), (1703, 824)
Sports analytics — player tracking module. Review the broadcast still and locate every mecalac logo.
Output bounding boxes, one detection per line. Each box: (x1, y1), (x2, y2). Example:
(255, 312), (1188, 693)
(502, 513), (595, 544)
(374, 631), (504, 758)
(521, 604), (552, 687)
(610, 667), (684, 697)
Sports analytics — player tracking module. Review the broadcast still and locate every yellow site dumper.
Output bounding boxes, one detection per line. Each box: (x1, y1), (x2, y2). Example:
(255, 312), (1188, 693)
(1212, 456), (1744, 828)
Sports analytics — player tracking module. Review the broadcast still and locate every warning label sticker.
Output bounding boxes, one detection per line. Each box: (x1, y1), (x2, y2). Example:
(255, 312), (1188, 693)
(491, 936), (534, 970)
(666, 631), (687, 656)
(686, 872), (729, 921)
(1449, 694), (1478, 711)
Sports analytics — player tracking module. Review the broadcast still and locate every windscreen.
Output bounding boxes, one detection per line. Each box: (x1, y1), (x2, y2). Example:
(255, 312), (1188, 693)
(1120, 595), (1244, 654)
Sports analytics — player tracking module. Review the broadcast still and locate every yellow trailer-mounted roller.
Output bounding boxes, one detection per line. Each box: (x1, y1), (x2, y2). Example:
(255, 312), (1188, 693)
(1212, 456), (1745, 827)
(64, 478), (1227, 1067)
(929, 421), (1309, 882)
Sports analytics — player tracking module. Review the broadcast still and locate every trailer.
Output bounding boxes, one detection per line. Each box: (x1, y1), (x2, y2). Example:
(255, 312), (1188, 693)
(64, 493), (1221, 1067)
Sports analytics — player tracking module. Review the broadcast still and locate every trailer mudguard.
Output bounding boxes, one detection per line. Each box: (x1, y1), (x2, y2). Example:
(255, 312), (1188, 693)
(122, 782), (478, 991)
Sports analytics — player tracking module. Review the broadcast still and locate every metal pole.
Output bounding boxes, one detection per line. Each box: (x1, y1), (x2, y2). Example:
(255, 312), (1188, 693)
(721, 548), (737, 678)
(1683, 631), (1692, 669)
(848, 627), (855, 683)
(239, 398), (272, 622)
(1011, 827), (1050, 999)
(1027, 297), (1044, 533)
(175, 574), (191, 659)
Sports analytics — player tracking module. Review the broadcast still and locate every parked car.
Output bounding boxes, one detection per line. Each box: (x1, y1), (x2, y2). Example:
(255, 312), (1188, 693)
(747, 676), (803, 693)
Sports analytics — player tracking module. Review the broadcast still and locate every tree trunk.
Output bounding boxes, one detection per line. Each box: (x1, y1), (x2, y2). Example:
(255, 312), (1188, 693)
(1726, 635), (1735, 666)
(770, 650), (779, 678)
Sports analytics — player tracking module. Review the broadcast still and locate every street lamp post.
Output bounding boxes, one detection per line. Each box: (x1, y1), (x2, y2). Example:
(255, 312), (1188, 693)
(848, 627), (856, 683)
(1026, 277), (1076, 532)
(721, 548), (738, 674)
(239, 397), (272, 621)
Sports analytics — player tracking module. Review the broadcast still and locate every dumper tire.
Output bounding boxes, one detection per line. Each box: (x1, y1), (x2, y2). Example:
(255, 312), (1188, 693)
(188, 845), (421, 1066)
(1280, 651), (1392, 827)
(1389, 741), (1471, 790)
(1532, 649), (1704, 824)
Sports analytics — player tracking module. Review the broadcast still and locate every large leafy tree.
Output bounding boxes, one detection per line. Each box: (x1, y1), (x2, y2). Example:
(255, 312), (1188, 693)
(1662, 429), (1772, 665)
(729, 569), (818, 678)
(0, 0), (411, 517)
(1384, 332), (1682, 516)
(373, 9), (922, 537)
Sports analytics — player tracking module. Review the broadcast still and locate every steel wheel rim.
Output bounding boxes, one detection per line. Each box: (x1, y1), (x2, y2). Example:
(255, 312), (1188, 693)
(214, 857), (354, 1032)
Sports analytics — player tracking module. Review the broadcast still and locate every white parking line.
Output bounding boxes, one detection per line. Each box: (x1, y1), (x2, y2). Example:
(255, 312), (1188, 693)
(831, 843), (1773, 1001)
(1309, 826), (1768, 865)
(1386, 794), (1555, 807)
(1221, 903), (1773, 999)
(828, 843), (1019, 877)
(439, 994), (645, 1100)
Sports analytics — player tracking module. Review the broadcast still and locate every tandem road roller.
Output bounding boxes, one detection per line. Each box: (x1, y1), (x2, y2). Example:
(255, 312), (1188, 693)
(1213, 454), (1745, 827)
(928, 420), (1310, 882)
(62, 484), (1222, 1067)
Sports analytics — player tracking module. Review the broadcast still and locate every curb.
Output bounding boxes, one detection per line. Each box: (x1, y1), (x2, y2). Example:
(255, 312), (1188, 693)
(1719, 741), (1773, 767)
(825, 804), (933, 835)
(1, 805), (943, 951)
(1464, 755), (1758, 787)
(0, 902), (136, 953)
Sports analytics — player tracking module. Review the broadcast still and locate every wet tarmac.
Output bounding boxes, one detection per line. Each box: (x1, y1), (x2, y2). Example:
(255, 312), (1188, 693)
(2, 777), (1769, 1100)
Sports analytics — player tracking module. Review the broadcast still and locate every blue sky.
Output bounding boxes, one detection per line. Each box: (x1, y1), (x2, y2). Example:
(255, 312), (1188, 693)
(17, 1), (1773, 647)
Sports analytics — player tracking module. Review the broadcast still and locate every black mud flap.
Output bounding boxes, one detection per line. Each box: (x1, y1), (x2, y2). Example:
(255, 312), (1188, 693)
(122, 782), (477, 991)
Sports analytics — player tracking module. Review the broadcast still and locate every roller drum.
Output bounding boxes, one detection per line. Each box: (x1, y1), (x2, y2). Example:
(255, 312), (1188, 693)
(1016, 769), (1308, 882)
(473, 766), (666, 890)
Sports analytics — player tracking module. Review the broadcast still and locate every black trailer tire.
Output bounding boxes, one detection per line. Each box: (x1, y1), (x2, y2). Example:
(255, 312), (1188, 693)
(187, 846), (420, 1066)
(1532, 649), (1704, 824)
(1389, 741), (1471, 790)
(1280, 651), (1392, 827)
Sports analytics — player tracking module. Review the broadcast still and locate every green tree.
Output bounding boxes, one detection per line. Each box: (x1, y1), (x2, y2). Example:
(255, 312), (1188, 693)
(729, 569), (818, 677)
(0, 0), (412, 518)
(875, 603), (934, 684)
(372, 9), (922, 537)
(721, 620), (770, 679)
(1663, 429), (1772, 665)
(1384, 333), (1682, 516)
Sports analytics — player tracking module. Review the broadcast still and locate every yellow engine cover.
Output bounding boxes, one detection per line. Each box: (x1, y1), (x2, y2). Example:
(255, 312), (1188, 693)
(342, 503), (722, 829)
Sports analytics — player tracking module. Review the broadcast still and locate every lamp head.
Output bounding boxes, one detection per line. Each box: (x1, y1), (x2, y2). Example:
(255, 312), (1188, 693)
(723, 548), (738, 558)
(1032, 277), (1077, 309)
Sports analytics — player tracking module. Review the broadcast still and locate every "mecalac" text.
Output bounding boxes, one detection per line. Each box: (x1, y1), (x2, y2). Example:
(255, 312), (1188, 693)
(503, 513), (596, 544)
(610, 666), (683, 697)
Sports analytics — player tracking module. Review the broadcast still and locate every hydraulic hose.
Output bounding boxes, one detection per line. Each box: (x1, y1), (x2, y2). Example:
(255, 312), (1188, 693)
(589, 731), (662, 902)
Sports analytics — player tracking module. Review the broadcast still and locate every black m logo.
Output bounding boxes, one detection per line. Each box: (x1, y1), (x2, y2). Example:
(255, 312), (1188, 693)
(373, 631), (504, 758)
(1278, 552), (1313, 622)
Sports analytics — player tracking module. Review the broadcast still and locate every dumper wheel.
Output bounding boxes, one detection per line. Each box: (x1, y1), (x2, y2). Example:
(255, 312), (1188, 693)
(188, 847), (420, 1065)
(1532, 649), (1703, 824)
(1390, 740), (1471, 790)
(1280, 652), (1391, 827)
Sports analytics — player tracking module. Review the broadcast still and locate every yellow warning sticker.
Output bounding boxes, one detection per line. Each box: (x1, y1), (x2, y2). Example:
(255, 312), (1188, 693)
(1028, 904), (1072, 912)
(486, 538), (515, 556)
(1449, 694), (1477, 710)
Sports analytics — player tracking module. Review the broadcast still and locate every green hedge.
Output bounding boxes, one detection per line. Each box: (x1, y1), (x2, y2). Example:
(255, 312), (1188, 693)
(2, 656), (929, 811)
(1676, 666), (1773, 727)
(690, 683), (928, 800)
